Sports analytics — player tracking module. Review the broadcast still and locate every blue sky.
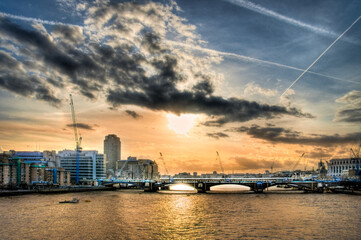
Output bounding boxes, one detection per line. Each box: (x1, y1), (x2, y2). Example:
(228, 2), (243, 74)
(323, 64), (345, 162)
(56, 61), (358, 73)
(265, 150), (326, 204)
(0, 0), (360, 172)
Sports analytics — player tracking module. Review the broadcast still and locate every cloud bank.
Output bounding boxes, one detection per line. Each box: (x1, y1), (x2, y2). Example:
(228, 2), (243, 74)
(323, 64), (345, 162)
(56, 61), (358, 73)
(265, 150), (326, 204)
(335, 90), (361, 123)
(235, 124), (361, 146)
(0, 1), (311, 125)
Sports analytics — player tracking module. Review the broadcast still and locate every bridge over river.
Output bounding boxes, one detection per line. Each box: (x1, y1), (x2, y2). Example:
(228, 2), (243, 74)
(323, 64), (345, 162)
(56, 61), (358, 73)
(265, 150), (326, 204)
(101, 177), (361, 193)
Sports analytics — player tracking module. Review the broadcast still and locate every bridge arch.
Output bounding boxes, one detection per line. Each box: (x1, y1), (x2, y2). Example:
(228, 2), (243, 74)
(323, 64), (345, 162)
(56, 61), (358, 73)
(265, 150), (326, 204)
(210, 184), (251, 191)
(162, 183), (197, 191)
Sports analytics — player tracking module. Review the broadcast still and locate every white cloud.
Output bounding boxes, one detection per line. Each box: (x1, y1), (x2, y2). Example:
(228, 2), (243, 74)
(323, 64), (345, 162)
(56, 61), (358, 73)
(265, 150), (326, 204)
(0, 11), (80, 27)
(244, 82), (277, 97)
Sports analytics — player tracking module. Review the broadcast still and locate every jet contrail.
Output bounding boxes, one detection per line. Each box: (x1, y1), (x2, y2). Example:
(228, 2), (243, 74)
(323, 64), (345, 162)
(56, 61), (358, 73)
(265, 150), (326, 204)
(166, 40), (361, 85)
(281, 15), (361, 98)
(0, 11), (82, 27)
(224, 0), (359, 46)
(225, 0), (335, 38)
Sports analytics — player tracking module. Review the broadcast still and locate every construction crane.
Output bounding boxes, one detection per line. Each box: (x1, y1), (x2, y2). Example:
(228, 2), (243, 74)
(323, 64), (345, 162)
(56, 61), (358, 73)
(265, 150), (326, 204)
(352, 138), (361, 157)
(69, 94), (82, 184)
(117, 159), (129, 179)
(351, 148), (360, 176)
(351, 148), (359, 158)
(159, 152), (169, 175)
(216, 151), (224, 173)
(292, 153), (305, 171)
(304, 157), (309, 171)
(270, 159), (275, 173)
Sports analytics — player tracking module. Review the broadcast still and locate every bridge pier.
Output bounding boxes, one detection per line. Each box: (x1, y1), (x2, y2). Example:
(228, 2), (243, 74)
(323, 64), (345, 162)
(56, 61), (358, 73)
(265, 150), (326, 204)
(253, 188), (263, 193)
(196, 182), (210, 193)
(144, 182), (159, 192)
(251, 182), (265, 193)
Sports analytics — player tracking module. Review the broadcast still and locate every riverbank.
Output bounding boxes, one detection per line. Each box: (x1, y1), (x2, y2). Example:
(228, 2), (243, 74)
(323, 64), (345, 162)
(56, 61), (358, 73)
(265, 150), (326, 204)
(0, 186), (116, 196)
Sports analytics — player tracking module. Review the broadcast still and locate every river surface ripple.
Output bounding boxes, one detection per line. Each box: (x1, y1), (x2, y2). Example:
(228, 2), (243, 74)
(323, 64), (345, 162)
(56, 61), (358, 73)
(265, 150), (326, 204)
(0, 191), (360, 240)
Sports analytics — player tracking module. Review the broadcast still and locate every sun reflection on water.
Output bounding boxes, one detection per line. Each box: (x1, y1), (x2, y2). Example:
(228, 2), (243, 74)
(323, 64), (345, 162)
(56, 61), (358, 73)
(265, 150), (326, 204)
(169, 184), (196, 191)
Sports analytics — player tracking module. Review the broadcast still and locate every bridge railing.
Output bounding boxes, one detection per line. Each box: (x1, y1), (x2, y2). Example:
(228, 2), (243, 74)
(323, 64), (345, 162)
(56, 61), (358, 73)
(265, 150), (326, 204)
(160, 177), (291, 183)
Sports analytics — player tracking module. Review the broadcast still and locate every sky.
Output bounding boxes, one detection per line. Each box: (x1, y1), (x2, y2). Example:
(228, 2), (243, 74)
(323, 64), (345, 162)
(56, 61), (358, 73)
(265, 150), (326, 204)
(0, 0), (360, 174)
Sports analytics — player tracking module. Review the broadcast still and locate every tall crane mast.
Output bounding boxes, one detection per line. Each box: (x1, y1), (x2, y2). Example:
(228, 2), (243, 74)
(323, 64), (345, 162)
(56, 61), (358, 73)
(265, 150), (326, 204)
(270, 159), (275, 173)
(304, 157), (309, 171)
(351, 148), (360, 176)
(69, 94), (82, 184)
(216, 151), (224, 173)
(351, 148), (359, 158)
(159, 152), (169, 176)
(292, 153), (305, 171)
(117, 159), (129, 179)
(350, 137), (361, 159)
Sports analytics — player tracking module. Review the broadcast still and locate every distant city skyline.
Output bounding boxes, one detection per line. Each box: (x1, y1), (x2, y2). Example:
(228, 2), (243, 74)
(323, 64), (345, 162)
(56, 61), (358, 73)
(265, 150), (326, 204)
(0, 0), (360, 174)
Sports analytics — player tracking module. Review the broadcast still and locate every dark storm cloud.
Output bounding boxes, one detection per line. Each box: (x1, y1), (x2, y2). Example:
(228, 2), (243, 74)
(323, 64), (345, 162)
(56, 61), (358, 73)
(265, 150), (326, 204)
(92, 44), (146, 87)
(207, 132), (229, 139)
(0, 49), (62, 107)
(66, 123), (95, 131)
(193, 80), (214, 95)
(0, 50), (19, 69)
(52, 25), (83, 43)
(0, 18), (76, 73)
(47, 77), (65, 88)
(107, 84), (313, 124)
(0, 17), (104, 100)
(235, 124), (361, 146)
(125, 110), (142, 119)
(35, 86), (62, 106)
(336, 108), (361, 123)
(0, 74), (36, 97)
(0, 73), (62, 107)
(150, 55), (183, 82)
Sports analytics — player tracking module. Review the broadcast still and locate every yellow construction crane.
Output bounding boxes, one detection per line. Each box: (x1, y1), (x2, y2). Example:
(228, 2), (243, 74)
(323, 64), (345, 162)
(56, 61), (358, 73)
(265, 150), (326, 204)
(69, 94), (82, 184)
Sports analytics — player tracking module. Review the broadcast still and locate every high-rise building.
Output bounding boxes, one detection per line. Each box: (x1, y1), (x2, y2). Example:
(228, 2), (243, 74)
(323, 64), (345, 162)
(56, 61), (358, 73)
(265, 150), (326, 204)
(58, 150), (105, 182)
(104, 134), (121, 175)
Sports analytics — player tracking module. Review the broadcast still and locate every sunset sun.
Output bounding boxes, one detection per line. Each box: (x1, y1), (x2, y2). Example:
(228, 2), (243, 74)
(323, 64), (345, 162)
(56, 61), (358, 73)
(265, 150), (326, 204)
(166, 114), (196, 135)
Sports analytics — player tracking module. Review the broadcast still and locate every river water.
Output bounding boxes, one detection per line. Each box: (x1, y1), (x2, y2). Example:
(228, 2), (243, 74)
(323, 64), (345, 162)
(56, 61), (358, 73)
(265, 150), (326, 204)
(0, 190), (360, 239)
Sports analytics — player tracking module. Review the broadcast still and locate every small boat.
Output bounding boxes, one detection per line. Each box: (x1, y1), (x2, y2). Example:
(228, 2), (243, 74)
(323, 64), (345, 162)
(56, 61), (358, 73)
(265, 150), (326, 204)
(59, 198), (79, 204)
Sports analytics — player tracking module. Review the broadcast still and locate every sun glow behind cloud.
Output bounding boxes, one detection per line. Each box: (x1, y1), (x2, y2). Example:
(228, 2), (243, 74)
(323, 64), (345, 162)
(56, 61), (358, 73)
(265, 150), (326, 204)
(167, 113), (197, 135)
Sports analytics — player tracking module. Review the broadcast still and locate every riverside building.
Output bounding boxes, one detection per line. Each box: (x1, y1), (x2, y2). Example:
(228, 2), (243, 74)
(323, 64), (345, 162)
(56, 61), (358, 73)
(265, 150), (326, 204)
(58, 150), (106, 182)
(0, 151), (71, 188)
(117, 157), (159, 180)
(327, 158), (361, 177)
